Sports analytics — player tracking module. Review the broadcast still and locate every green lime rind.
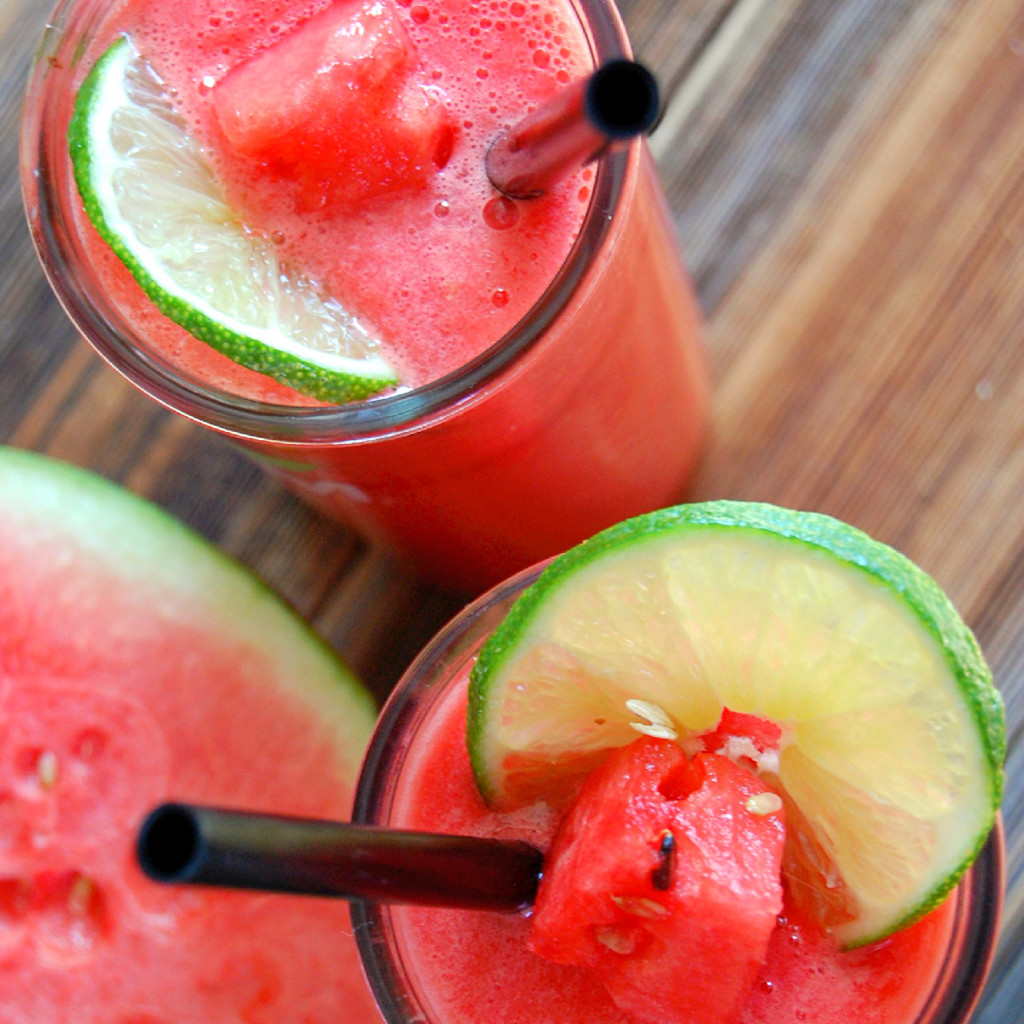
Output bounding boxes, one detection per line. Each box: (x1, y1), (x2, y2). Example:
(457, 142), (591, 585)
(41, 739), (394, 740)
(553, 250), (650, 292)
(470, 500), (1005, 789)
(468, 500), (1004, 946)
(68, 38), (399, 404)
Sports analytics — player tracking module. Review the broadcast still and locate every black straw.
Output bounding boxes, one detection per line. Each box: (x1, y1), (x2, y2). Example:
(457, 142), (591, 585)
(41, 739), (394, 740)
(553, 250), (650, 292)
(486, 59), (660, 199)
(137, 803), (542, 912)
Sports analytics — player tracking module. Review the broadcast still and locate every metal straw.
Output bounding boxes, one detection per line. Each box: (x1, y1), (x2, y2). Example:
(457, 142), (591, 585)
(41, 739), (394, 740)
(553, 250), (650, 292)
(137, 803), (542, 912)
(486, 59), (660, 199)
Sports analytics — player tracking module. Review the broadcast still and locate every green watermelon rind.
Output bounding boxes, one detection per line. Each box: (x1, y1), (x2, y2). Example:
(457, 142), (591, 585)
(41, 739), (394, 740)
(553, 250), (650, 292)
(0, 445), (377, 774)
(467, 499), (1005, 946)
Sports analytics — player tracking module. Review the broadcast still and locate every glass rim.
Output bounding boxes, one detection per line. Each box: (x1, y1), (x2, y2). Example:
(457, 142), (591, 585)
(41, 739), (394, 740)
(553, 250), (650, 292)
(20, 0), (635, 444)
(350, 561), (1006, 1024)
(350, 559), (545, 1024)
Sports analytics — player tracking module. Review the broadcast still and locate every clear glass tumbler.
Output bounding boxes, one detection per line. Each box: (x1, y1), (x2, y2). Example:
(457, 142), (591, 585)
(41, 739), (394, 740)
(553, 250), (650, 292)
(351, 563), (1005, 1024)
(20, 0), (709, 594)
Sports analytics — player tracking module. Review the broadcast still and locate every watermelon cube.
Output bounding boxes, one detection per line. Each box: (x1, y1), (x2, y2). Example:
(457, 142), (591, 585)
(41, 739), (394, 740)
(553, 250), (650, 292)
(212, 0), (454, 208)
(530, 737), (785, 1024)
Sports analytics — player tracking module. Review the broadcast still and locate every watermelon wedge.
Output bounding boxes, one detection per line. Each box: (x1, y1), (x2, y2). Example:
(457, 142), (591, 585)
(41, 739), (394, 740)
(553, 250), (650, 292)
(530, 736), (786, 1024)
(0, 447), (381, 1022)
(212, 0), (455, 210)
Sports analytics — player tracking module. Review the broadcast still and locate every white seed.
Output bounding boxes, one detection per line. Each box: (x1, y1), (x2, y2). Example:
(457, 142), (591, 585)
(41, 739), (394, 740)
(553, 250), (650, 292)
(745, 792), (784, 816)
(595, 925), (639, 955)
(625, 699), (678, 740)
(67, 875), (95, 917)
(624, 699), (673, 727)
(611, 895), (670, 919)
(37, 750), (59, 789)
(629, 721), (679, 740)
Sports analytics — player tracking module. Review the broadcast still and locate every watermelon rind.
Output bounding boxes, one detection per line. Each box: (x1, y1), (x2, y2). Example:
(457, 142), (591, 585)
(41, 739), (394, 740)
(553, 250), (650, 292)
(0, 445), (376, 764)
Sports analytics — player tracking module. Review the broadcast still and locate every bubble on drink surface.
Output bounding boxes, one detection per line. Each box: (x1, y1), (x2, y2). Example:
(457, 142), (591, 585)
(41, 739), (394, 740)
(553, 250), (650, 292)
(483, 196), (520, 230)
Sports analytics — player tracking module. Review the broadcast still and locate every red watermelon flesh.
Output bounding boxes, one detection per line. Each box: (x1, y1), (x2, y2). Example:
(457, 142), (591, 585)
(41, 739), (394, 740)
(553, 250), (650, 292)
(529, 736), (785, 1024)
(698, 709), (782, 766)
(0, 447), (381, 1023)
(212, 0), (455, 210)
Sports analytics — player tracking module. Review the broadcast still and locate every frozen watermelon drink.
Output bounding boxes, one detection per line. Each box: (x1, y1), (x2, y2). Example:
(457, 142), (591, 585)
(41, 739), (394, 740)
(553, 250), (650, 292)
(351, 502), (1005, 1024)
(20, 0), (708, 593)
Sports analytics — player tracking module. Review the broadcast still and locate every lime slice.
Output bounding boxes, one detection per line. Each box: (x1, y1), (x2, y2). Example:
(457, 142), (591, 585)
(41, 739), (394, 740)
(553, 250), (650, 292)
(68, 37), (399, 403)
(467, 501), (1004, 946)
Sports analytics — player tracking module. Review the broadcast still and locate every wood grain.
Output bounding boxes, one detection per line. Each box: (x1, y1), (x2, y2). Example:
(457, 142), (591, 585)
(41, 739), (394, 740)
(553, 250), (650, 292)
(3, 1), (1024, 1018)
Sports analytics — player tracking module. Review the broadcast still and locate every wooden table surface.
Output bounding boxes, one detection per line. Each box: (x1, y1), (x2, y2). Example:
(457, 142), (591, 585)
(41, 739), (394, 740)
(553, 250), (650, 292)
(3, 0), (1024, 1017)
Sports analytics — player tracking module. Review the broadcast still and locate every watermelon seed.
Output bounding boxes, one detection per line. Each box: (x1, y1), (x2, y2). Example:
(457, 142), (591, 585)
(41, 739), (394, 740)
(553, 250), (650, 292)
(625, 699), (678, 741)
(36, 750), (59, 790)
(67, 875), (95, 918)
(745, 793), (783, 816)
(594, 925), (639, 954)
(651, 829), (675, 891)
(611, 895), (670, 919)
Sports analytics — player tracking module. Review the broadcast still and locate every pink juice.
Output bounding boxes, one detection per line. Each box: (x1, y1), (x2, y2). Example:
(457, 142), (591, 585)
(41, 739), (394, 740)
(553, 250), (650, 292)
(26, 0), (709, 592)
(81, 0), (601, 396)
(367, 670), (975, 1024)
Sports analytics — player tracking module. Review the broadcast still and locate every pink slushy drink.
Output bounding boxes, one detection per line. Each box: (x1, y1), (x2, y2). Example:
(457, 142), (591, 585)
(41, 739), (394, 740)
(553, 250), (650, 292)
(381, 672), (974, 1024)
(351, 540), (1003, 1024)
(22, 0), (709, 592)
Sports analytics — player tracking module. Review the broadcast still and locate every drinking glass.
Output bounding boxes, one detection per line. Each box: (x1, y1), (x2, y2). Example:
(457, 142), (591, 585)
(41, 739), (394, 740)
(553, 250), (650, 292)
(21, 0), (709, 593)
(352, 562), (1005, 1024)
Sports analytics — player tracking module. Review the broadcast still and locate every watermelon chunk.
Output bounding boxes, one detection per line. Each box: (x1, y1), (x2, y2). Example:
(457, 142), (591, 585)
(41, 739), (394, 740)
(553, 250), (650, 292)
(530, 737), (785, 1024)
(0, 447), (381, 1022)
(699, 708), (783, 768)
(212, 0), (455, 209)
